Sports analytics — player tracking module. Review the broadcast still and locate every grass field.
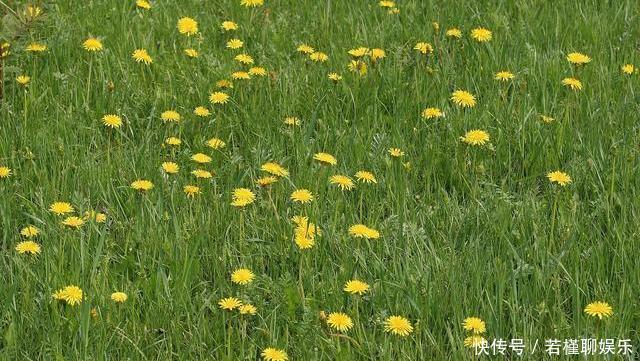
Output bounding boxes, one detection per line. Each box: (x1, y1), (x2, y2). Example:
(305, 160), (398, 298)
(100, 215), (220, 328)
(1, 0), (639, 359)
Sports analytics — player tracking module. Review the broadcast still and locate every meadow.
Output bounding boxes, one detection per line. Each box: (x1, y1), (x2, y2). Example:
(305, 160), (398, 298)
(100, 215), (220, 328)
(0, 0), (639, 359)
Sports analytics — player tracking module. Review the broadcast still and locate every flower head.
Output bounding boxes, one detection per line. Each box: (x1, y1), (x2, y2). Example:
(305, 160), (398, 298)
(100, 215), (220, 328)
(239, 304), (257, 315)
(567, 52), (591, 65)
(355, 171), (377, 184)
(191, 153), (212, 164)
(83, 37), (103, 52)
(231, 268), (255, 285)
(131, 180), (154, 191)
(562, 77), (582, 91)
(132, 49), (152, 64)
(327, 312), (353, 332)
(192, 169), (213, 179)
(50, 202), (74, 215)
(218, 297), (242, 310)
(194, 106), (210, 117)
(329, 175), (355, 191)
(62, 216), (84, 228)
(102, 114), (122, 128)
(290, 189), (314, 204)
(226, 39), (243, 49)
(184, 48), (199, 58)
(183, 185), (201, 198)
(16, 241), (41, 255)
(584, 301), (613, 320)
(231, 188), (256, 207)
(344, 280), (370, 295)
(414, 42), (433, 54)
(547, 171), (571, 186)
(460, 130), (490, 146)
(446, 28), (462, 38)
(421, 107), (444, 119)
(241, 0), (264, 7)
(348, 224), (380, 239)
(388, 148), (404, 157)
(207, 138), (226, 150)
(221, 21), (238, 31)
(161, 110), (181, 122)
(297, 44), (315, 54)
(136, 0), (152, 9)
(0, 166), (11, 178)
(52, 285), (83, 306)
(20, 225), (39, 238)
(261, 162), (289, 177)
(495, 71), (515, 81)
(209, 92), (230, 104)
(235, 53), (254, 65)
(111, 292), (128, 303)
(16, 75), (30, 86)
(621, 64), (635, 75)
(451, 90), (476, 108)
(462, 317), (486, 334)
(309, 52), (328, 62)
(261, 348), (288, 361)
(177, 17), (198, 36)
(313, 152), (337, 165)
(384, 316), (413, 336)
(471, 28), (492, 42)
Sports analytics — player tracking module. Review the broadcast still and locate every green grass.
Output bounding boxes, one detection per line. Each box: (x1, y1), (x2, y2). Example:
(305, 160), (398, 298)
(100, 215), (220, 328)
(1, 0), (639, 359)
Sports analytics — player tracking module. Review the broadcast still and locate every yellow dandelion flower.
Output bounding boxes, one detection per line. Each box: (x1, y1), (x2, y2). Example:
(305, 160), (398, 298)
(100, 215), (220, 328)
(348, 60), (368, 76)
(83, 37), (103, 52)
(161, 162), (179, 174)
(562, 77), (582, 91)
(50, 202), (74, 215)
(226, 39), (243, 49)
(329, 175), (355, 190)
(261, 162), (289, 177)
(20, 225), (39, 238)
(183, 185), (201, 198)
(547, 170), (572, 186)
(15, 241), (41, 255)
(0, 166), (12, 178)
(191, 153), (212, 164)
(313, 152), (337, 165)
(231, 188), (256, 207)
(131, 180), (154, 191)
(495, 71), (515, 81)
(209, 91), (230, 104)
(235, 53), (254, 65)
(379, 1), (395, 8)
(194, 106), (210, 117)
(297, 44), (315, 54)
(62, 216), (84, 228)
(136, 0), (152, 9)
(132, 49), (153, 64)
(192, 169), (213, 179)
(348, 224), (380, 239)
(232, 71), (251, 80)
(328, 72), (343, 82)
(446, 28), (462, 38)
(584, 301), (613, 320)
(290, 189), (314, 204)
(218, 297), (242, 310)
(451, 90), (476, 108)
(161, 110), (181, 122)
(327, 312), (353, 332)
(421, 107), (444, 119)
(221, 21), (238, 31)
(540, 115), (554, 123)
(621, 64), (635, 75)
(257, 176), (278, 187)
(184, 48), (199, 58)
(284, 116), (300, 126)
(166, 137), (182, 146)
(470, 27), (492, 42)
(241, 0), (264, 7)
(102, 114), (122, 128)
(388, 148), (404, 157)
(231, 268), (255, 285)
(384, 316), (413, 336)
(52, 285), (83, 306)
(111, 292), (128, 303)
(217, 79), (233, 89)
(249, 67), (267, 76)
(462, 317), (486, 334)
(460, 130), (490, 146)
(355, 171), (376, 184)
(239, 304), (257, 315)
(16, 75), (30, 86)
(26, 43), (47, 52)
(207, 138), (226, 150)
(261, 348), (288, 361)
(414, 42), (433, 54)
(177, 17), (198, 36)
(348, 47), (370, 58)
(309, 52), (328, 62)
(567, 52), (591, 65)
(344, 280), (370, 295)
